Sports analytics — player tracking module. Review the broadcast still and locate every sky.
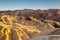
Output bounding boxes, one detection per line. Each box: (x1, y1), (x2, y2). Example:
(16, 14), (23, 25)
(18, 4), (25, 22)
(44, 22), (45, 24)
(0, 0), (60, 10)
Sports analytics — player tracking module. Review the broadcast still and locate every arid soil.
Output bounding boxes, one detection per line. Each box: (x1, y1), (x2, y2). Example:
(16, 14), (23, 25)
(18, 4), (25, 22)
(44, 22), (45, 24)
(0, 9), (60, 40)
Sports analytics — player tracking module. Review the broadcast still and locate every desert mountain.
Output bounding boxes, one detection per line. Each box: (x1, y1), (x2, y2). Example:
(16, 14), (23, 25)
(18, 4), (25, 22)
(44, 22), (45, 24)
(0, 9), (60, 40)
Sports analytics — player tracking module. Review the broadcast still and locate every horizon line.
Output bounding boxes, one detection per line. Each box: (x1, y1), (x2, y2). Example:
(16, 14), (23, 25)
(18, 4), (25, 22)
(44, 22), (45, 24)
(0, 8), (60, 11)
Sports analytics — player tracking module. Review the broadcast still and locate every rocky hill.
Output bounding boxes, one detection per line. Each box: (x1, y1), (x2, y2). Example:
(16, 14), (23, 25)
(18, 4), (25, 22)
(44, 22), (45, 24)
(0, 9), (60, 22)
(0, 9), (60, 40)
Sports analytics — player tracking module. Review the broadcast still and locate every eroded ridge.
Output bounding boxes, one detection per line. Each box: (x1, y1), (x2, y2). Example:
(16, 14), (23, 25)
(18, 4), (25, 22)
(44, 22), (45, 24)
(0, 15), (41, 40)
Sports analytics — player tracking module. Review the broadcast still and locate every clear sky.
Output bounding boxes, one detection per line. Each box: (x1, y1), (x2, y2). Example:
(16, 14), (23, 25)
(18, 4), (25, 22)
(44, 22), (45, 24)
(0, 0), (60, 10)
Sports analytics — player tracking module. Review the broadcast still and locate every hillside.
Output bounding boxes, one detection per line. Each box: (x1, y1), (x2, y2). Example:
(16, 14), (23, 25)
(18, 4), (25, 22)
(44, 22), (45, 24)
(0, 9), (60, 40)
